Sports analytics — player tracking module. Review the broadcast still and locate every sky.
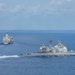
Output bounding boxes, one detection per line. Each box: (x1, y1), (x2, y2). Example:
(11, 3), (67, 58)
(0, 0), (75, 30)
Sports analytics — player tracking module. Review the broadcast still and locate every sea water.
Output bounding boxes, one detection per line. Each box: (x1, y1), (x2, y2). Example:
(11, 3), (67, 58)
(0, 30), (75, 75)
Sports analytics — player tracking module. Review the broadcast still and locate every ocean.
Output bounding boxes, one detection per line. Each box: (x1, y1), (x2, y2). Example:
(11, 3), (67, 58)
(0, 30), (75, 75)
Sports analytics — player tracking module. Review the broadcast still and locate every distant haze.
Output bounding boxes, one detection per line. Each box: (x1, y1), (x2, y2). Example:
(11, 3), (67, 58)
(0, 30), (75, 33)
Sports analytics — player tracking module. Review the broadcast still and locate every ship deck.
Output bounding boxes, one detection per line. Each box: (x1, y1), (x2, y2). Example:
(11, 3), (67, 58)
(19, 52), (75, 57)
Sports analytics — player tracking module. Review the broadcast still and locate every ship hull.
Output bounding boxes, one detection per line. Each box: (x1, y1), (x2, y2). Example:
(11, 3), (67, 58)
(3, 40), (13, 45)
(19, 52), (75, 57)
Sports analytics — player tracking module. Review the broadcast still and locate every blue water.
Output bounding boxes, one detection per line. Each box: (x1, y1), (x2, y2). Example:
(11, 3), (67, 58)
(0, 31), (75, 75)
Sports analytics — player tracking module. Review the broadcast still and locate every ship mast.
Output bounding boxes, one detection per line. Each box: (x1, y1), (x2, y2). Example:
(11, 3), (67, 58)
(49, 37), (53, 48)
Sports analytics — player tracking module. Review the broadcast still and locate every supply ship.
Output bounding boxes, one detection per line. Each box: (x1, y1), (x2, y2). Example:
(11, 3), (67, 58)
(3, 33), (13, 45)
(19, 38), (75, 57)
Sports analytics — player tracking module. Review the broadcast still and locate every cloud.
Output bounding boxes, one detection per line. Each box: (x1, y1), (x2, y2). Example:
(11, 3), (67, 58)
(0, 0), (75, 16)
(46, 0), (75, 15)
(0, 3), (5, 11)
(9, 5), (24, 13)
(26, 5), (41, 14)
(8, 5), (41, 15)
(19, 0), (75, 15)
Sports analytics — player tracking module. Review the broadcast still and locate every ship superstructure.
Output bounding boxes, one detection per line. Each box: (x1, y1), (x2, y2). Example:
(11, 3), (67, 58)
(40, 38), (67, 53)
(40, 42), (67, 53)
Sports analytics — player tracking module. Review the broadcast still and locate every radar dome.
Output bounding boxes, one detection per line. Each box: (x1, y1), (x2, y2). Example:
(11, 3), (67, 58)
(40, 45), (49, 52)
(54, 42), (67, 53)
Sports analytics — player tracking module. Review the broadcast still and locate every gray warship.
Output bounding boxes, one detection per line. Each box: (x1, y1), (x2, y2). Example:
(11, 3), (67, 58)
(19, 38), (75, 57)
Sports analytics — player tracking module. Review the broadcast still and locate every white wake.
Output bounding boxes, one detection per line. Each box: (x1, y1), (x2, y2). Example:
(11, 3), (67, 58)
(0, 55), (19, 59)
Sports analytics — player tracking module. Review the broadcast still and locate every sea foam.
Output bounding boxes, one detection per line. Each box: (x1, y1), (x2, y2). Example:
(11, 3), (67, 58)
(0, 55), (19, 59)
